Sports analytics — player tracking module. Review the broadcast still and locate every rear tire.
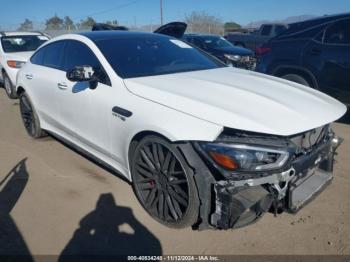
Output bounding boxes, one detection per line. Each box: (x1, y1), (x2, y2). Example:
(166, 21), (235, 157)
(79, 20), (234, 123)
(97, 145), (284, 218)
(131, 135), (199, 228)
(3, 72), (18, 99)
(281, 74), (311, 87)
(19, 92), (46, 138)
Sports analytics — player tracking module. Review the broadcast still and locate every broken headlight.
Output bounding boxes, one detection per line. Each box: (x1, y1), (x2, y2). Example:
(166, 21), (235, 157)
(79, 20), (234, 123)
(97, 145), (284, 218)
(224, 54), (241, 62)
(199, 143), (289, 172)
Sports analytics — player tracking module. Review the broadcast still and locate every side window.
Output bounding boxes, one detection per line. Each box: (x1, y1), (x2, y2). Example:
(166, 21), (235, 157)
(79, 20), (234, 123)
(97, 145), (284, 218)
(63, 40), (110, 85)
(63, 40), (101, 71)
(30, 48), (45, 65)
(274, 25), (287, 36)
(193, 38), (205, 49)
(324, 19), (350, 44)
(261, 25), (272, 36)
(42, 41), (65, 69)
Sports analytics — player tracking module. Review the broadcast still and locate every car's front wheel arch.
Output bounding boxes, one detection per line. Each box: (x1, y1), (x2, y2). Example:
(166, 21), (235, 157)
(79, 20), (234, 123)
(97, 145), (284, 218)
(273, 66), (319, 89)
(128, 131), (172, 174)
(129, 133), (200, 228)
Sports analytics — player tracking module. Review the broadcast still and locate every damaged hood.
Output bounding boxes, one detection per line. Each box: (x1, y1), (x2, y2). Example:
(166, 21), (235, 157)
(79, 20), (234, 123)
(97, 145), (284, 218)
(124, 67), (347, 136)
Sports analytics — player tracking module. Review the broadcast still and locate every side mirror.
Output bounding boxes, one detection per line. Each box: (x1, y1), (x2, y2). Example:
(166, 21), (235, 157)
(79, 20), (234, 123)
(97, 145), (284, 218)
(67, 66), (95, 82)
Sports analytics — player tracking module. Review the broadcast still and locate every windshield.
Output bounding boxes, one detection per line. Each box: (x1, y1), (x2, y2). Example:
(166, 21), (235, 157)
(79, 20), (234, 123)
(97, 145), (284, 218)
(1, 35), (49, 53)
(202, 36), (233, 48)
(96, 35), (224, 79)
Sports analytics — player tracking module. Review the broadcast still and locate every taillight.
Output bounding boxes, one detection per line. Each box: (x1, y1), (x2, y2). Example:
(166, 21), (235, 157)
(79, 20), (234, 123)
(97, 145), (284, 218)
(256, 47), (272, 56)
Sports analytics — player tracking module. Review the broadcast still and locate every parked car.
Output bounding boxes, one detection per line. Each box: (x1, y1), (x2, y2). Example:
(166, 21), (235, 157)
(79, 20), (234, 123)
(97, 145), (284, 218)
(0, 31), (49, 98)
(152, 22), (255, 69)
(256, 13), (350, 104)
(225, 23), (288, 51)
(182, 34), (256, 70)
(16, 30), (346, 230)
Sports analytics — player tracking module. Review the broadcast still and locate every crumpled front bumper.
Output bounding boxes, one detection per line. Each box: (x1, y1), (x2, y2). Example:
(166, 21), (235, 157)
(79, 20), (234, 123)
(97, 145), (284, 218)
(209, 137), (340, 230)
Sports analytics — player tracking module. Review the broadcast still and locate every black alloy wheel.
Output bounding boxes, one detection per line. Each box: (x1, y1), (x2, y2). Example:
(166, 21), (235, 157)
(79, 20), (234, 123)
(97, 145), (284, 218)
(131, 136), (199, 228)
(19, 92), (46, 138)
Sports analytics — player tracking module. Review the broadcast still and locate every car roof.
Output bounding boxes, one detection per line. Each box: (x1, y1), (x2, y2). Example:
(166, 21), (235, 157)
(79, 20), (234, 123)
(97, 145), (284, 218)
(0, 31), (43, 37)
(79, 30), (170, 42)
(276, 12), (350, 38)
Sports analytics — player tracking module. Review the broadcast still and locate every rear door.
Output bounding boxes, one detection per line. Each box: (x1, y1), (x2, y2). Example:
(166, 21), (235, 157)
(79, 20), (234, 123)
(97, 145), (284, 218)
(318, 19), (350, 103)
(154, 22), (187, 39)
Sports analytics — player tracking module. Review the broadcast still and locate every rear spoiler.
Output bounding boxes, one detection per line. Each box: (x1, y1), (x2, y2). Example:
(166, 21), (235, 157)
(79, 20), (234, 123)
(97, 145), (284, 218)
(154, 22), (187, 39)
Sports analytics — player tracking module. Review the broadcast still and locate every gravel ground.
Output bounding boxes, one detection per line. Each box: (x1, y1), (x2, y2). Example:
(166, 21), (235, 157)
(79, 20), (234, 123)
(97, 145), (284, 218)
(0, 88), (349, 257)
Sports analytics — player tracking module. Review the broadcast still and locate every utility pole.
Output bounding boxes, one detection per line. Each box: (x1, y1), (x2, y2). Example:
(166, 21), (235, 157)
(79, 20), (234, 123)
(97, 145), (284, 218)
(160, 0), (164, 25)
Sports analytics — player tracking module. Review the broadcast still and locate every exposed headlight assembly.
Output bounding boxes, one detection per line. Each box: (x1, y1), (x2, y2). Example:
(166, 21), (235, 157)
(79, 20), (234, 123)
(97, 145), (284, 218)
(224, 54), (241, 62)
(199, 143), (289, 172)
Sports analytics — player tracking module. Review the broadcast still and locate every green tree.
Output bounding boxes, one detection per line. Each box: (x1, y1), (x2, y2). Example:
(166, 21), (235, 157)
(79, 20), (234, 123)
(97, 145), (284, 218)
(224, 22), (242, 32)
(79, 17), (96, 30)
(63, 16), (75, 31)
(17, 19), (33, 31)
(45, 15), (64, 30)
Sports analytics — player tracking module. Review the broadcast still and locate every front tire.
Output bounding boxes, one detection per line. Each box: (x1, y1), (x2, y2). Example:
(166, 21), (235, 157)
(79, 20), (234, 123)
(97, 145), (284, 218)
(131, 136), (199, 228)
(19, 92), (46, 138)
(3, 72), (18, 99)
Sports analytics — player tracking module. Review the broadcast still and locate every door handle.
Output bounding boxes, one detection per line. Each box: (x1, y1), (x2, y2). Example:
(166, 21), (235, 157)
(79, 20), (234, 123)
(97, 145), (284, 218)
(25, 74), (33, 80)
(57, 82), (68, 90)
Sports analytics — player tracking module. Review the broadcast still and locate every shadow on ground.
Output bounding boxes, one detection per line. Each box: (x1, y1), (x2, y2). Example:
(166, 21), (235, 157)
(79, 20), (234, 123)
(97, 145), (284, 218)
(49, 134), (130, 184)
(59, 193), (162, 261)
(0, 159), (34, 262)
(0, 159), (162, 260)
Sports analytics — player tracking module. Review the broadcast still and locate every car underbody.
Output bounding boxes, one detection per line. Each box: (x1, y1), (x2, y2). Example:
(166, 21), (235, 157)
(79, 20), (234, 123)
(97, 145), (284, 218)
(177, 125), (342, 230)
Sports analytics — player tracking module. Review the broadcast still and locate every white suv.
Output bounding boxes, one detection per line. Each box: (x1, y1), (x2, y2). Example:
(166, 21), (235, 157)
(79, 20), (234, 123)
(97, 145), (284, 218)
(0, 31), (49, 98)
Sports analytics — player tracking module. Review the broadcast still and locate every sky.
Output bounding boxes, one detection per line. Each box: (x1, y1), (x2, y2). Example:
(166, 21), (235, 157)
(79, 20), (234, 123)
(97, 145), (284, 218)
(0, 0), (349, 29)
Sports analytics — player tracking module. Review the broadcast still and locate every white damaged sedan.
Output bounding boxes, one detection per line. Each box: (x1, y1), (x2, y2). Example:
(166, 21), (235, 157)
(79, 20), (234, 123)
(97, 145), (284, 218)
(16, 31), (346, 230)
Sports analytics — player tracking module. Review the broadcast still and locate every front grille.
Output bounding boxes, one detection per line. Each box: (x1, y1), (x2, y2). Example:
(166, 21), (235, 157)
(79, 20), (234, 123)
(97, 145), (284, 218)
(235, 56), (256, 70)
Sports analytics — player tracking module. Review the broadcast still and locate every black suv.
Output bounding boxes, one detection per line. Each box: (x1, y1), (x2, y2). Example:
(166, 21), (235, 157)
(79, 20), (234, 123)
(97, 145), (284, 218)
(256, 13), (350, 104)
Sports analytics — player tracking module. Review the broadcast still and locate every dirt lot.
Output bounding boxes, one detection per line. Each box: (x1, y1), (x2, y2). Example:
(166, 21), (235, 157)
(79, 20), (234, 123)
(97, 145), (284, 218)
(0, 88), (349, 257)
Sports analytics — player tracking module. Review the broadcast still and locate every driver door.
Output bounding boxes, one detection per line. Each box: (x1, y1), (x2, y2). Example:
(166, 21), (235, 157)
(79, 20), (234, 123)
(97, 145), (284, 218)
(56, 40), (112, 156)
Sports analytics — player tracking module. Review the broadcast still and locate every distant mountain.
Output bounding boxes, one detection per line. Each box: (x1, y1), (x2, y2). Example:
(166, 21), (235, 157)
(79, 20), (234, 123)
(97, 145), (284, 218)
(245, 15), (317, 29)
